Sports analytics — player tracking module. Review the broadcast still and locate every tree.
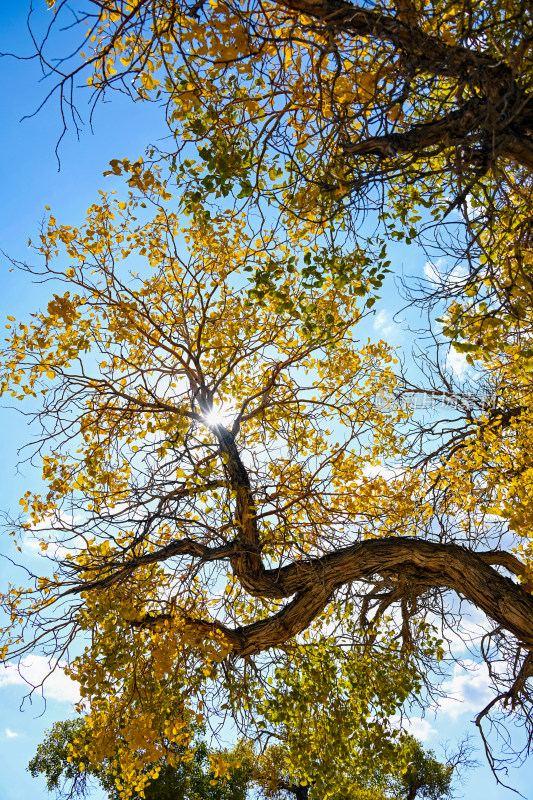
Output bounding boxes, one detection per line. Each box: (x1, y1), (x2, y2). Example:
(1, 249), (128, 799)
(250, 735), (457, 800)
(2, 0), (533, 793)
(1, 168), (532, 794)
(29, 0), (533, 347)
(29, 719), (251, 800)
(1, 179), (436, 793)
(394, 739), (453, 800)
(38, 0), (533, 198)
(29, 719), (460, 800)
(237, 658), (473, 800)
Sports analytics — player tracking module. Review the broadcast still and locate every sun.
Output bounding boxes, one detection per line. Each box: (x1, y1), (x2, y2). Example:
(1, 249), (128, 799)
(204, 408), (224, 426)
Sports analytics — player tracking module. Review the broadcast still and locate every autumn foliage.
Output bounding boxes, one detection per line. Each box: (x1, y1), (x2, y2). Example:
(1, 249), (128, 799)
(2, 0), (533, 797)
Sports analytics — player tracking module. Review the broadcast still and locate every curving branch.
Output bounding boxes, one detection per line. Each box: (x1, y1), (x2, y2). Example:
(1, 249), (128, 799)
(274, 0), (509, 81)
(58, 408), (533, 657)
(70, 533), (533, 657)
(222, 538), (533, 655)
(276, 0), (533, 172)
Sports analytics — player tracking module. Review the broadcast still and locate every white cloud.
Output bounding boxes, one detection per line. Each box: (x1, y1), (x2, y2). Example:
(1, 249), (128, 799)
(373, 309), (394, 336)
(391, 714), (437, 742)
(362, 462), (404, 481)
(22, 511), (85, 561)
(404, 716), (437, 741)
(423, 258), (467, 289)
(445, 347), (470, 380)
(428, 606), (488, 657)
(424, 257), (447, 282)
(438, 660), (493, 718)
(464, 194), (477, 221)
(5, 728), (19, 738)
(373, 309), (388, 329)
(0, 656), (80, 704)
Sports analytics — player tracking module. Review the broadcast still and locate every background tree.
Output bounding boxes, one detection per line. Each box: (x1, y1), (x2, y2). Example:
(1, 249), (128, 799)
(250, 737), (456, 800)
(29, 719), (462, 800)
(394, 739), (453, 800)
(29, 719), (251, 800)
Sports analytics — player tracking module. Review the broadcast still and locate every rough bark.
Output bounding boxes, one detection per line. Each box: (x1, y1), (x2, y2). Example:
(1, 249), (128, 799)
(68, 411), (533, 658)
(78, 534), (533, 657)
(274, 0), (533, 172)
(224, 537), (533, 655)
(275, 0), (504, 80)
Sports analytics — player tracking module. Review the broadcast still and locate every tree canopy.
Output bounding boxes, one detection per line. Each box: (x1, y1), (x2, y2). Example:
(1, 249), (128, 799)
(0, 174), (531, 793)
(2, 0), (533, 796)
(34, 0), (533, 350)
(1, 186), (435, 794)
(29, 717), (457, 800)
(29, 720), (251, 800)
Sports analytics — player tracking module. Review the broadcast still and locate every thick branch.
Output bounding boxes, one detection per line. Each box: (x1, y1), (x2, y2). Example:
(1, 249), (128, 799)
(479, 550), (533, 594)
(172, 582), (335, 655)
(276, 0), (533, 171)
(70, 535), (533, 656)
(213, 539), (533, 655)
(500, 132), (533, 171)
(211, 423), (267, 589)
(274, 0), (507, 81)
(341, 96), (488, 158)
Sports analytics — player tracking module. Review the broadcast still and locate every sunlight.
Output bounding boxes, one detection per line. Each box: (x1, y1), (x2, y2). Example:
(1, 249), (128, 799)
(205, 408), (224, 426)
(203, 404), (235, 427)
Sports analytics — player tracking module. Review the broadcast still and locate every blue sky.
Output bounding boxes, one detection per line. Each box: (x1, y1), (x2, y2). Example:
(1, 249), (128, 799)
(0, 2), (532, 799)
